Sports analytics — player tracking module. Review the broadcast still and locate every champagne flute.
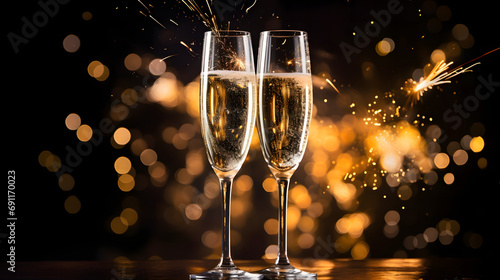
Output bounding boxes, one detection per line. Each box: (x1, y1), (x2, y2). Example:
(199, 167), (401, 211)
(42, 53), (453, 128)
(256, 30), (316, 279)
(191, 30), (261, 279)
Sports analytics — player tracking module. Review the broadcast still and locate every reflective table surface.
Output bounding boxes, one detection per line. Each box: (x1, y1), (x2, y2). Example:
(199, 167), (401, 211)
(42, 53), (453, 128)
(1, 258), (483, 279)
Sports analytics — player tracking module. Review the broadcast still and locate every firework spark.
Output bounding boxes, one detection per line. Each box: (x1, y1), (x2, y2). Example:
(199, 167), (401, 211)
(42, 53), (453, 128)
(181, 0), (220, 34)
(180, 41), (198, 57)
(245, 0), (258, 14)
(405, 60), (480, 106)
(326, 78), (341, 95)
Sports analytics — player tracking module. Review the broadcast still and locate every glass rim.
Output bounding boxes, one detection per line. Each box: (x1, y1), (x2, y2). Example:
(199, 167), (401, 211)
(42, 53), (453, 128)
(205, 30), (251, 37)
(260, 30), (308, 37)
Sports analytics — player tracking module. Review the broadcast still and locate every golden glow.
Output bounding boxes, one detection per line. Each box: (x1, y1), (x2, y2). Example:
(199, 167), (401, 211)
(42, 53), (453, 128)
(262, 177), (277, 192)
(477, 157), (487, 169)
(140, 149), (158, 166)
(121, 208), (138, 226)
(63, 34), (80, 53)
(87, 60), (109, 81)
(148, 73), (180, 107)
(452, 149), (468, 165)
(149, 58), (167, 76)
(124, 53), (142, 71)
(297, 233), (315, 249)
(290, 184), (311, 209)
(397, 185), (412, 201)
(76, 124), (93, 142)
(434, 153), (450, 169)
(443, 173), (455, 184)
(335, 212), (370, 238)
(287, 206), (301, 230)
(185, 203), (202, 220)
(351, 241), (369, 260)
(113, 127), (131, 145)
(264, 218), (278, 235)
(235, 175), (253, 192)
(110, 216), (128, 234)
(298, 216), (315, 232)
(65, 113), (81, 130)
(114, 156), (132, 174)
(82, 11), (92, 21)
(64, 195), (81, 214)
(384, 210), (400, 226)
(264, 244), (278, 260)
(118, 174), (135, 192)
(201, 230), (219, 248)
(469, 136), (485, 153)
(58, 173), (75, 191)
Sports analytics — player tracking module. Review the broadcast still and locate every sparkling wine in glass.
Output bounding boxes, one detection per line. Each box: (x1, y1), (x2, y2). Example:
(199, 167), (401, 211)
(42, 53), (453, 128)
(190, 30), (261, 280)
(256, 30), (316, 279)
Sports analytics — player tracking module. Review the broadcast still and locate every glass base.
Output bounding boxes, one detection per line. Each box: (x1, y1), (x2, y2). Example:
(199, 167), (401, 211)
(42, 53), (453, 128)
(190, 265), (263, 280)
(256, 264), (317, 280)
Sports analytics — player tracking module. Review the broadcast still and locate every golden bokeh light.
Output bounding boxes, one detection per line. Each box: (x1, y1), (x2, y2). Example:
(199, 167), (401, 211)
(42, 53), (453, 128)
(113, 127), (131, 146)
(111, 216), (128, 234)
(140, 149), (158, 166)
(76, 124), (93, 142)
(148, 73), (180, 107)
(297, 233), (315, 249)
(185, 203), (202, 220)
(118, 174), (135, 192)
(204, 177), (219, 199)
(297, 216), (315, 232)
(149, 58), (167, 76)
(262, 177), (277, 192)
(430, 49), (446, 64)
(121, 208), (138, 226)
(469, 136), (484, 153)
(65, 113), (81, 130)
(264, 245), (278, 260)
(131, 138), (148, 156)
(443, 173), (455, 185)
(433, 153), (450, 169)
(87, 60), (109, 81)
(264, 218), (278, 235)
(124, 53), (142, 71)
(64, 195), (81, 214)
(185, 150), (205, 176)
(114, 156), (132, 174)
(287, 206), (301, 230)
(235, 175), (253, 193)
(384, 210), (400, 226)
(63, 34), (80, 53)
(82, 11), (92, 21)
(452, 149), (468, 166)
(58, 173), (75, 191)
(38, 150), (53, 167)
(477, 157), (487, 169)
(397, 185), (412, 201)
(201, 230), (219, 248)
(351, 241), (369, 260)
(290, 184), (311, 209)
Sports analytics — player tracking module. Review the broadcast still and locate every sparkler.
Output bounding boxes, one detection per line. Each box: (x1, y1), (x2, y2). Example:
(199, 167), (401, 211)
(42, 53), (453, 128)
(405, 60), (480, 106)
(137, 0), (167, 29)
(326, 78), (341, 95)
(181, 0), (220, 34)
(405, 47), (500, 106)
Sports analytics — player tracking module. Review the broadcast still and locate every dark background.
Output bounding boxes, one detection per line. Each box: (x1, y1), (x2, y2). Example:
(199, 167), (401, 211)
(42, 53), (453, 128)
(3, 0), (499, 263)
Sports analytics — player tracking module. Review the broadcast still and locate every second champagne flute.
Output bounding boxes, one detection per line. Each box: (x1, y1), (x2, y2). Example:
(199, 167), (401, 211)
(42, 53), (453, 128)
(256, 30), (316, 279)
(191, 30), (261, 279)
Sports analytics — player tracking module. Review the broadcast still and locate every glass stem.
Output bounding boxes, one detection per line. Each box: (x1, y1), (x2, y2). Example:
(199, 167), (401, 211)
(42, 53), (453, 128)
(276, 177), (291, 266)
(219, 176), (235, 268)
